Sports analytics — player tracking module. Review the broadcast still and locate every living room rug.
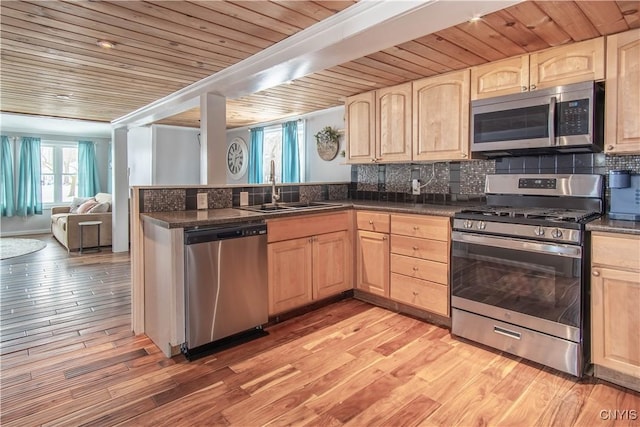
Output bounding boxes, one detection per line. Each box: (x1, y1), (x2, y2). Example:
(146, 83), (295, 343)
(0, 238), (47, 260)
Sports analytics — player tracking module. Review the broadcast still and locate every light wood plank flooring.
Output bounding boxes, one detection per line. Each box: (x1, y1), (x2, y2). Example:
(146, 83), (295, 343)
(1, 234), (638, 426)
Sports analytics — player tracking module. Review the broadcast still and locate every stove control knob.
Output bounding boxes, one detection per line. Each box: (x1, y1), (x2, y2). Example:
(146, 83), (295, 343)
(477, 221), (486, 230)
(463, 220), (474, 229)
(534, 226), (545, 236)
(551, 228), (563, 239)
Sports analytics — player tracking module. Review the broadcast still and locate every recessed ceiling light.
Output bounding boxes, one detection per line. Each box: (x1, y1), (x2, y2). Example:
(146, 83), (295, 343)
(55, 94), (71, 100)
(96, 40), (116, 49)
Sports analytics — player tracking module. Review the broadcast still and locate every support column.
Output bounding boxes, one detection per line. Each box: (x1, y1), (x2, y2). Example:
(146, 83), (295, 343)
(200, 93), (227, 184)
(112, 127), (129, 253)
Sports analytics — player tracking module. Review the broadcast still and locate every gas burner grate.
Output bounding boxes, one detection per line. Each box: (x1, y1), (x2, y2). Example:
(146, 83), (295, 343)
(459, 207), (600, 223)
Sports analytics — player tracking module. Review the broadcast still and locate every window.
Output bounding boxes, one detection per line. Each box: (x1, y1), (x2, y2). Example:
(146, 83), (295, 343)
(41, 141), (78, 204)
(261, 121), (305, 183)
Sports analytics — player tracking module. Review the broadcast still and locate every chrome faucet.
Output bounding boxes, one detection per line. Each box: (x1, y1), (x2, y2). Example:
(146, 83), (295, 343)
(269, 159), (280, 204)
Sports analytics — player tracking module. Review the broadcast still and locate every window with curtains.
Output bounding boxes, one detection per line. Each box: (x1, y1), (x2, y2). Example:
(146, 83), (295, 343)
(40, 141), (78, 204)
(261, 121), (305, 183)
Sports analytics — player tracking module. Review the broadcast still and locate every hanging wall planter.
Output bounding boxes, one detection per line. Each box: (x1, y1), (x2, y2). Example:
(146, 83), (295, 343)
(315, 126), (340, 161)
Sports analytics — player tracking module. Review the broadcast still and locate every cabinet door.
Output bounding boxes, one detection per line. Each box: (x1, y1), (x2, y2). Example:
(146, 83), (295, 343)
(346, 91), (376, 163)
(356, 230), (389, 297)
(313, 231), (351, 299)
(529, 37), (605, 90)
(591, 267), (640, 379)
(412, 70), (471, 161)
(471, 55), (529, 100)
(377, 83), (412, 162)
(268, 237), (312, 315)
(605, 28), (640, 154)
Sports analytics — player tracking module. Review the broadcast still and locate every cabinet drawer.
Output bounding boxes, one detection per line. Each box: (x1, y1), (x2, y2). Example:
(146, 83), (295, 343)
(357, 211), (390, 233)
(268, 211), (348, 243)
(391, 214), (449, 241)
(390, 273), (449, 316)
(592, 232), (640, 271)
(390, 253), (448, 285)
(390, 235), (448, 263)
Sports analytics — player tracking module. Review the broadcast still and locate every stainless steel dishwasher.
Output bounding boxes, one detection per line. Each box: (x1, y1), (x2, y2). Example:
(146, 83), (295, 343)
(182, 222), (268, 359)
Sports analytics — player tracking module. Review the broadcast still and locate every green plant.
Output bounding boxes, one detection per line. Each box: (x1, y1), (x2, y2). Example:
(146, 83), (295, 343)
(314, 126), (340, 145)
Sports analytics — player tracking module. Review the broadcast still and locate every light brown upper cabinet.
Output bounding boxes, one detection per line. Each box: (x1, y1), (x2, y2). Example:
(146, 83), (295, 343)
(605, 28), (640, 154)
(376, 83), (412, 162)
(413, 69), (471, 161)
(346, 91), (376, 163)
(471, 37), (605, 100)
(346, 84), (411, 164)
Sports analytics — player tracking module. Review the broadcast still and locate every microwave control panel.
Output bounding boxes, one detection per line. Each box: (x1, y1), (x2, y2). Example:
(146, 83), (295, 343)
(557, 98), (589, 136)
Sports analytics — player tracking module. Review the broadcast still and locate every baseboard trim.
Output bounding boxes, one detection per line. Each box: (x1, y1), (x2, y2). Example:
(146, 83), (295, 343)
(1, 229), (51, 237)
(594, 364), (640, 392)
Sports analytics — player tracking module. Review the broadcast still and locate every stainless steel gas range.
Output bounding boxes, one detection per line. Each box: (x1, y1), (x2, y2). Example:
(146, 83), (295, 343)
(451, 174), (604, 377)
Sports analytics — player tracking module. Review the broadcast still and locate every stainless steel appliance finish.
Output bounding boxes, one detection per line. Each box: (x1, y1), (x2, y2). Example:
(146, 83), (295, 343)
(453, 308), (582, 377)
(183, 222), (268, 355)
(609, 171), (640, 221)
(451, 174), (604, 377)
(471, 81), (604, 156)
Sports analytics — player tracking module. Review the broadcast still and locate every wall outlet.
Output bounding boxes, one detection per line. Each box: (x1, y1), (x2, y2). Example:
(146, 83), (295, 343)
(197, 193), (208, 210)
(412, 179), (421, 195)
(240, 191), (249, 206)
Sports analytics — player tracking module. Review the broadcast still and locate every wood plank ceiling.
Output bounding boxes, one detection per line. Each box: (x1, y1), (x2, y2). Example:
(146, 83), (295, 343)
(1, 1), (639, 129)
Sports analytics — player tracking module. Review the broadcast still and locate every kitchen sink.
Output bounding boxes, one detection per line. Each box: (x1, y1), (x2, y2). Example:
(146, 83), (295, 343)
(240, 201), (341, 213)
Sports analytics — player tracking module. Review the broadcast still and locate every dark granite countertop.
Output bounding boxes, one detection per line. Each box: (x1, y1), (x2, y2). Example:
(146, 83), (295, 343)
(586, 216), (640, 236)
(141, 200), (477, 229)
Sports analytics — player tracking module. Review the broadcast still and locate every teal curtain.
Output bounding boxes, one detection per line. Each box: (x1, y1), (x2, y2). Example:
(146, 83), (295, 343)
(1, 135), (15, 217)
(282, 121), (299, 183)
(78, 140), (101, 197)
(16, 137), (42, 216)
(249, 127), (264, 184)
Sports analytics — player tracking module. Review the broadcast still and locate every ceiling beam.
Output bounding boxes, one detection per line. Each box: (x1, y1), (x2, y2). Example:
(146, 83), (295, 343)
(112, 0), (522, 128)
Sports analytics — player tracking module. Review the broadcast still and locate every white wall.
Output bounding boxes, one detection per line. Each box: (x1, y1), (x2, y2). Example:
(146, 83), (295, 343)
(304, 106), (350, 182)
(226, 128), (250, 185)
(152, 125), (200, 185)
(225, 106), (351, 184)
(127, 127), (153, 186)
(127, 125), (200, 186)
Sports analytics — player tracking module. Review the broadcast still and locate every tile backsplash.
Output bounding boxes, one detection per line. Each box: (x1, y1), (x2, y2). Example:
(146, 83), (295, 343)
(138, 154), (639, 213)
(140, 183), (350, 213)
(349, 153), (640, 204)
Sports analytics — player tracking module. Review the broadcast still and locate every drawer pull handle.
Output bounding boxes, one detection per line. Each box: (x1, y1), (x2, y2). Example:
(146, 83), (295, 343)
(413, 246), (419, 251)
(493, 326), (521, 340)
(592, 270), (600, 277)
(413, 226), (419, 231)
(412, 291), (418, 297)
(369, 220), (374, 225)
(412, 266), (418, 271)
(382, 236), (388, 241)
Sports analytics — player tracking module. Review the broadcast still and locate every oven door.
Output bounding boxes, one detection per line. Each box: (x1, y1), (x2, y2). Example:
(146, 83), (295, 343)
(451, 231), (583, 342)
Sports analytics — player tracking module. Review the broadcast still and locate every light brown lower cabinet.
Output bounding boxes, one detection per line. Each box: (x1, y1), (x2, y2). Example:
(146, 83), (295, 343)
(267, 212), (351, 316)
(390, 214), (450, 317)
(591, 232), (640, 390)
(356, 229), (390, 297)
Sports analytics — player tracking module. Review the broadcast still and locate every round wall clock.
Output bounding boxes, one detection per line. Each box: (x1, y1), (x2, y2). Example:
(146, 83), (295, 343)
(226, 137), (248, 180)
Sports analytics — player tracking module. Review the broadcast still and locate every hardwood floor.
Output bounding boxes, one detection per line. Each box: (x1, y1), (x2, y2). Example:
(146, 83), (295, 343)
(1, 234), (638, 426)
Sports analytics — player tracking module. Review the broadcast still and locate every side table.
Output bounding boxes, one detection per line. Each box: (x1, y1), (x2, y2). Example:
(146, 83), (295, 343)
(78, 220), (102, 254)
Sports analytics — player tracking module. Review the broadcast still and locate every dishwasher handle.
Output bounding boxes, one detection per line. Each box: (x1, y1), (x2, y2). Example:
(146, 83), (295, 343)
(184, 222), (266, 245)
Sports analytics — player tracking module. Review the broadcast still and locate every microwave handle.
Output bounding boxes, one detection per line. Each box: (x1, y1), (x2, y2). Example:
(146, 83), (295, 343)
(548, 96), (557, 145)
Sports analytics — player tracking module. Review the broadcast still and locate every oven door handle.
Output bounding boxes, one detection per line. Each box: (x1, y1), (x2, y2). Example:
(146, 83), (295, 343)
(452, 231), (582, 258)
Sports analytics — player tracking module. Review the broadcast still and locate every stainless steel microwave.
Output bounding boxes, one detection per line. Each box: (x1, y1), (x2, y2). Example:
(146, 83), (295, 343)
(471, 81), (604, 156)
